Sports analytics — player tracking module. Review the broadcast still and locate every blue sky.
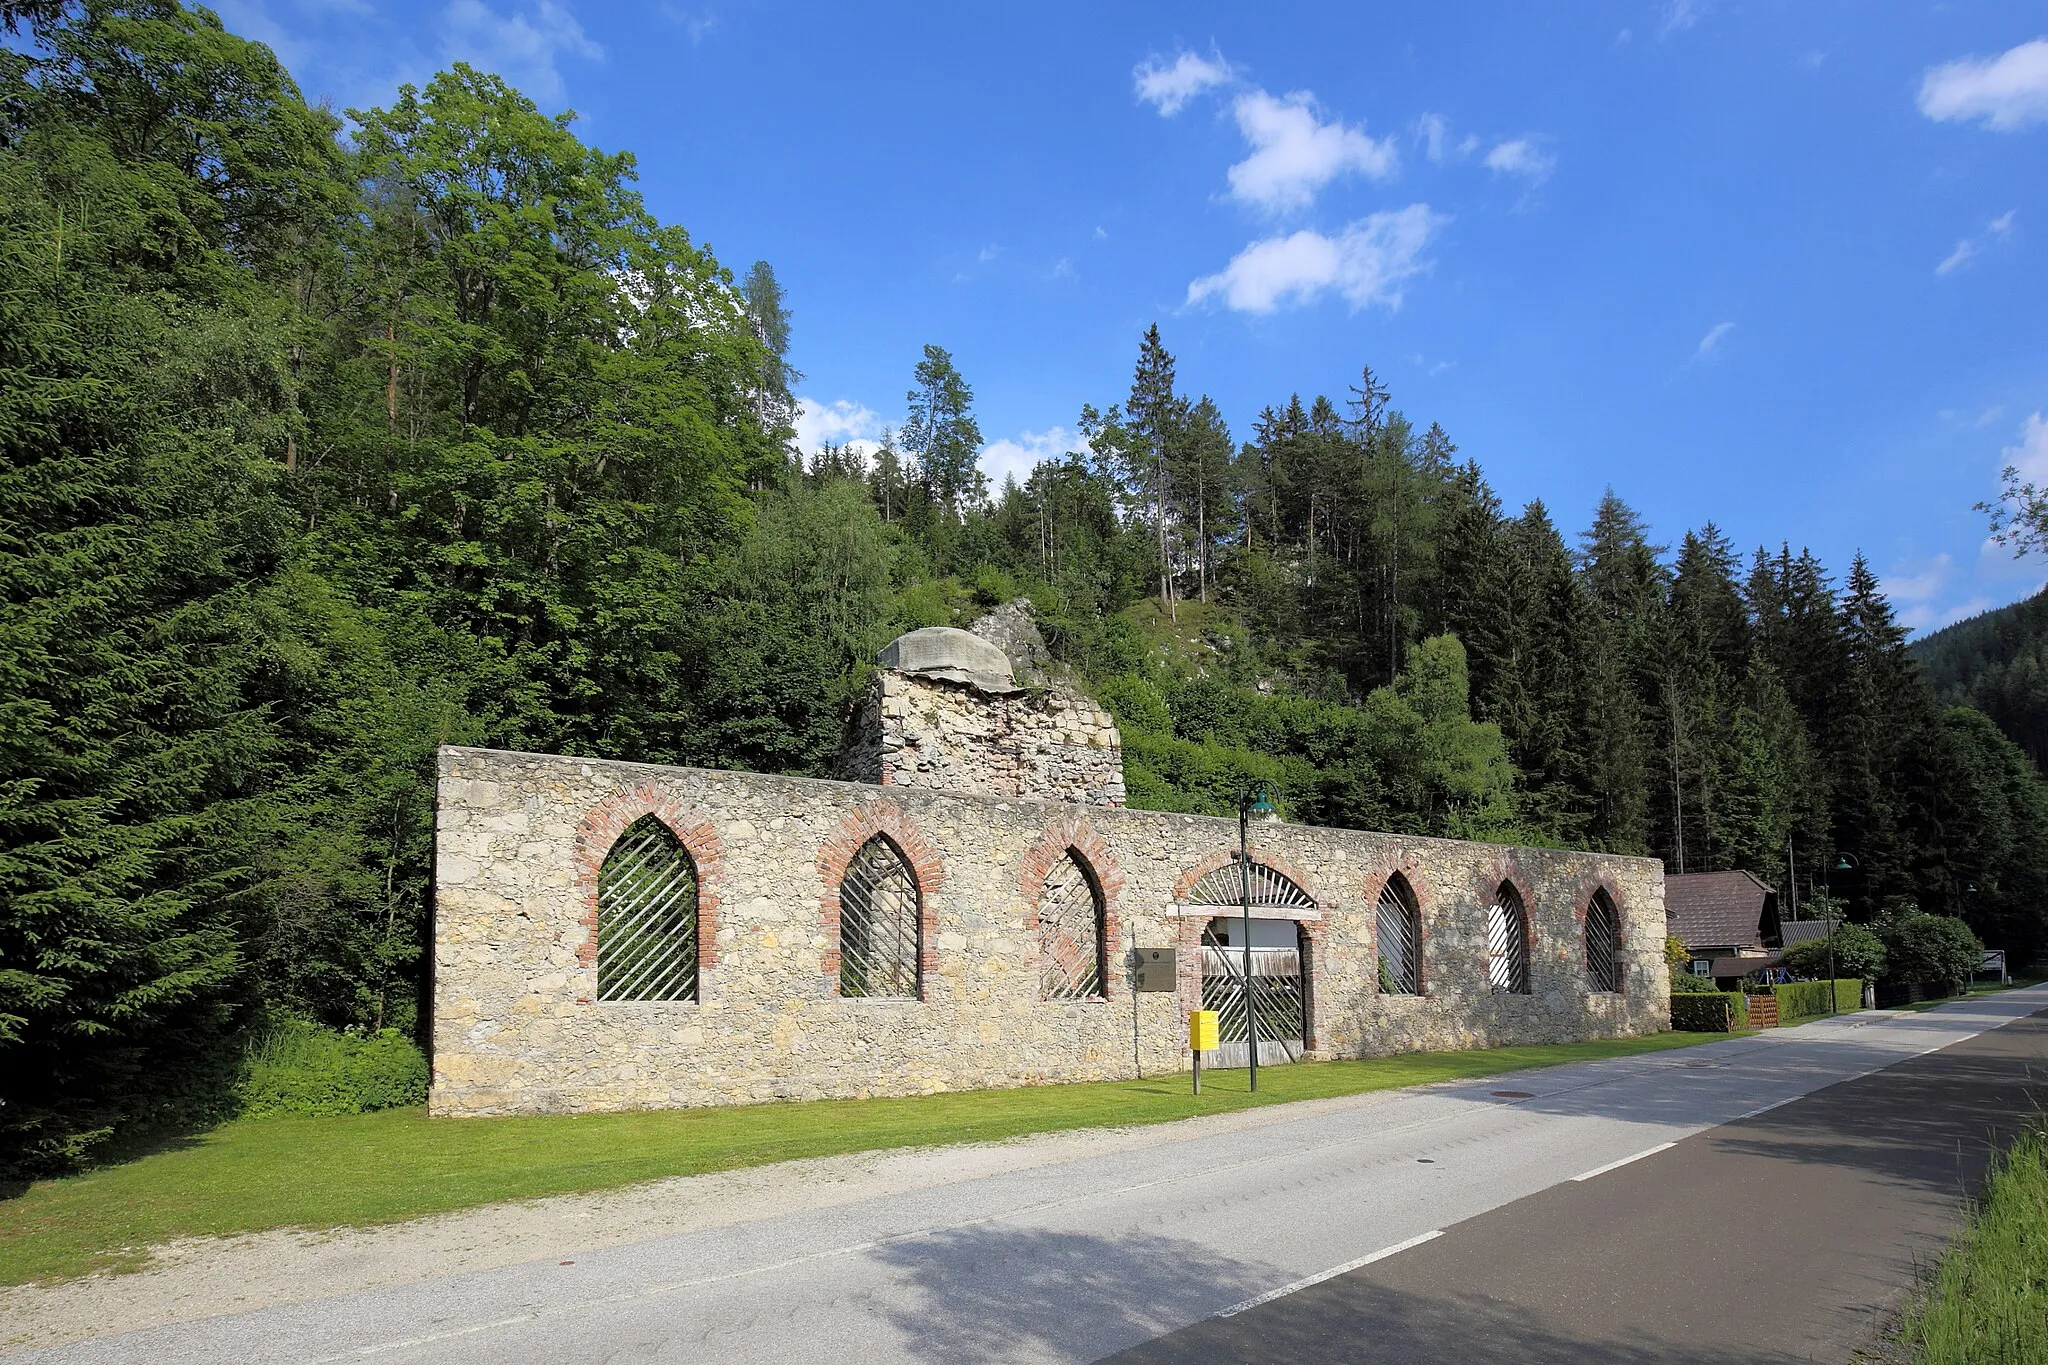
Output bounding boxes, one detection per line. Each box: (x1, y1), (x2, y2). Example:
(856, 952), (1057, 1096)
(226, 0), (2048, 633)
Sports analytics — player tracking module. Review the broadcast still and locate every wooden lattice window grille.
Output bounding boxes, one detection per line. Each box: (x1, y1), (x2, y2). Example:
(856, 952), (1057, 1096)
(1487, 883), (1531, 995)
(839, 835), (921, 998)
(1377, 876), (1422, 995)
(1585, 890), (1622, 994)
(1185, 857), (1318, 911)
(596, 814), (699, 1002)
(1039, 851), (1106, 1001)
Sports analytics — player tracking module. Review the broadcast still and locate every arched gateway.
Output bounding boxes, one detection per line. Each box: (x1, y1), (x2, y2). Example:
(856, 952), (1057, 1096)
(1184, 858), (1317, 1069)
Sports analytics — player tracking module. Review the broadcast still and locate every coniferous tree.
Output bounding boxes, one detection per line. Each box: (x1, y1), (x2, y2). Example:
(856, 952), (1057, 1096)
(903, 344), (985, 517)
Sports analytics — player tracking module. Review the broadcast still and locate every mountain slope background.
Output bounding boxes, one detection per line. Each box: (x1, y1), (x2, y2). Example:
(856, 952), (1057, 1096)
(1913, 590), (2048, 773)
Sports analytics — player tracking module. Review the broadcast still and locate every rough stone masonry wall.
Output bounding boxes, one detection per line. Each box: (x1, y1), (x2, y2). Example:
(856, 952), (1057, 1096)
(431, 745), (1668, 1117)
(837, 671), (1127, 808)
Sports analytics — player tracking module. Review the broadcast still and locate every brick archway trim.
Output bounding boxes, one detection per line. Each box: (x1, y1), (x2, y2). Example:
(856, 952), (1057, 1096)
(573, 784), (726, 987)
(1170, 847), (1329, 912)
(816, 798), (945, 995)
(1362, 850), (1439, 997)
(1019, 816), (1126, 998)
(1474, 856), (1538, 993)
(1576, 875), (1630, 996)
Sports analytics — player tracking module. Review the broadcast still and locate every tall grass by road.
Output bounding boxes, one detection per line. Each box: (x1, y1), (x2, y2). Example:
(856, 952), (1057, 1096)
(1899, 1115), (2048, 1364)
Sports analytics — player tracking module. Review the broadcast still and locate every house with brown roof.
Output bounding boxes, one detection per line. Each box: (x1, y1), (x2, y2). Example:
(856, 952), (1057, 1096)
(1665, 870), (1783, 989)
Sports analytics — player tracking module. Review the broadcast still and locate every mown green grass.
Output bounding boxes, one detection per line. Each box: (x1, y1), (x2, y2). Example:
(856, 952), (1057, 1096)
(1899, 1115), (2048, 1364)
(0, 1031), (1719, 1286)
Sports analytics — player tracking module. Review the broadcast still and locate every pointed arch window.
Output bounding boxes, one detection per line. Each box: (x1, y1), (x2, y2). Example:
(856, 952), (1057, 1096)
(597, 814), (700, 1002)
(1039, 850), (1106, 1001)
(1487, 883), (1531, 995)
(1377, 875), (1422, 995)
(1585, 889), (1622, 994)
(839, 835), (922, 998)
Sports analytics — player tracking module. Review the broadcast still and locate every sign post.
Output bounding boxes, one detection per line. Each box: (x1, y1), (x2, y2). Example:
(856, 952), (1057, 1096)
(1188, 1009), (1218, 1094)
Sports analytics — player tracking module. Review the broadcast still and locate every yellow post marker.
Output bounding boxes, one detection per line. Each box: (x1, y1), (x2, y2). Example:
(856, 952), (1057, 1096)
(1188, 1009), (1219, 1094)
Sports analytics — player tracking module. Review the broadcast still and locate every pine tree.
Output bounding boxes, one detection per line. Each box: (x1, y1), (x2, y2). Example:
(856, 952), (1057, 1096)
(903, 344), (985, 517)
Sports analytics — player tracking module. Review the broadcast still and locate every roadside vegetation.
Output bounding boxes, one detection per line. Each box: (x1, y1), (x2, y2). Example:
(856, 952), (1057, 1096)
(0, 1031), (1720, 1287)
(1897, 1114), (2048, 1364)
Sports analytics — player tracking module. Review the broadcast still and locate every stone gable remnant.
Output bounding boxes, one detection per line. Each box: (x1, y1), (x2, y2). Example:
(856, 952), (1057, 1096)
(837, 600), (1126, 808)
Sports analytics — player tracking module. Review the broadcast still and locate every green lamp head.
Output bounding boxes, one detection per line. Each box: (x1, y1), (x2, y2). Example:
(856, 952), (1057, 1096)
(1250, 791), (1278, 818)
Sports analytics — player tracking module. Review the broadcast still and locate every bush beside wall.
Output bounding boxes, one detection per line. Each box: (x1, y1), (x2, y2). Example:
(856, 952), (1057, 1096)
(238, 1022), (429, 1118)
(1670, 992), (1748, 1032)
(1772, 979), (1862, 1024)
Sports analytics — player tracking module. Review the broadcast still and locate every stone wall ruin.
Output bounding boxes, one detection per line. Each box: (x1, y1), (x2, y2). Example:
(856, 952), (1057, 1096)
(429, 745), (1668, 1116)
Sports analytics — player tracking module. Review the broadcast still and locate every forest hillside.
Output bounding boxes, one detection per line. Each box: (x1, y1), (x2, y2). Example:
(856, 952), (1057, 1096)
(1913, 589), (2048, 773)
(4, 2), (2043, 1173)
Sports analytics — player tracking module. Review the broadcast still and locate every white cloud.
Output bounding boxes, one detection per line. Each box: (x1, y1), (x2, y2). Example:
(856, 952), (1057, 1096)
(978, 243), (1000, 263)
(1918, 39), (2048, 131)
(1483, 137), (1556, 183)
(1226, 89), (1399, 213)
(1941, 210), (2021, 275)
(440, 0), (601, 106)
(659, 3), (717, 44)
(1416, 112), (1451, 162)
(2005, 411), (2048, 484)
(1133, 49), (1233, 115)
(1937, 238), (1978, 275)
(1186, 204), (1444, 314)
(1661, 0), (1705, 36)
(1883, 553), (1997, 633)
(793, 396), (884, 455)
(1692, 321), (1735, 359)
(979, 427), (1090, 489)
(1883, 552), (1954, 606)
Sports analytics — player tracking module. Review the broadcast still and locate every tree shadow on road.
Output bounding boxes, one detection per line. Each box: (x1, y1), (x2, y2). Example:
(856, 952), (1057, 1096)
(860, 1218), (1769, 1365)
(862, 1223), (1272, 1363)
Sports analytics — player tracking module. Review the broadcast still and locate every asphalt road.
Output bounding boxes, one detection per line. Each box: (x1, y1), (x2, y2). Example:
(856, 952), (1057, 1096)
(1115, 1003), (2048, 1364)
(15, 987), (2046, 1365)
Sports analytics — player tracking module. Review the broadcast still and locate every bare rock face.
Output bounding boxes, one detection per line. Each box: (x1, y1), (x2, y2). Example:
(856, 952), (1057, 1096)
(839, 602), (1125, 807)
(968, 598), (1053, 685)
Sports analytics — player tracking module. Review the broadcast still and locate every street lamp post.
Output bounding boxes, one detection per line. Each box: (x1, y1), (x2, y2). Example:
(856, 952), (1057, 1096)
(1238, 789), (1276, 1093)
(1829, 853), (1860, 1014)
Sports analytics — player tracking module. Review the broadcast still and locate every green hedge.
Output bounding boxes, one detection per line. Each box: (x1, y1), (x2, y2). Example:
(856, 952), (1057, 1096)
(1670, 992), (1749, 1032)
(239, 1022), (429, 1118)
(1773, 979), (1862, 1024)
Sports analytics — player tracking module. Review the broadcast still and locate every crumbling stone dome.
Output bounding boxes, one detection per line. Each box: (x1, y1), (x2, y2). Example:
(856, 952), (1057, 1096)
(877, 627), (1021, 695)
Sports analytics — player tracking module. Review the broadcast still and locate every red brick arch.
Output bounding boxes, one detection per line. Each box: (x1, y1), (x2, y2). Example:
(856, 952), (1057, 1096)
(1577, 876), (1629, 995)
(1362, 851), (1439, 996)
(573, 784), (726, 991)
(1476, 856), (1538, 992)
(816, 798), (945, 996)
(1171, 847), (1329, 910)
(1018, 816), (1126, 997)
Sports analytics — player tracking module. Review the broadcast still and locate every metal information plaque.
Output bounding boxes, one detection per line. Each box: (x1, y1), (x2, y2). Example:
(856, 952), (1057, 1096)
(1132, 947), (1177, 992)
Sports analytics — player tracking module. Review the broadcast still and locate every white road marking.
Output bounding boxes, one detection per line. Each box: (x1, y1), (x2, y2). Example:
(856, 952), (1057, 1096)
(1735, 1097), (1797, 1119)
(1213, 1230), (1444, 1318)
(1571, 1141), (1676, 1182)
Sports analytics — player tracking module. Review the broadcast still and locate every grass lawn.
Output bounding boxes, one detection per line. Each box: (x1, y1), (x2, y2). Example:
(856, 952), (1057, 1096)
(0, 1031), (1721, 1287)
(1898, 1113), (2048, 1363)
